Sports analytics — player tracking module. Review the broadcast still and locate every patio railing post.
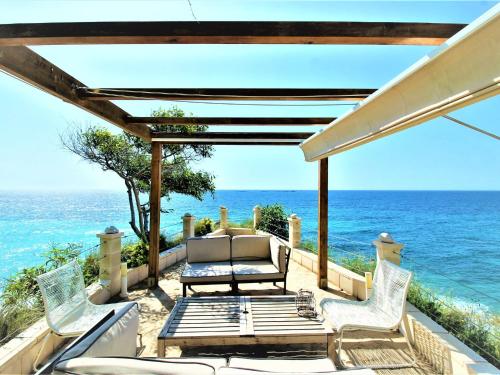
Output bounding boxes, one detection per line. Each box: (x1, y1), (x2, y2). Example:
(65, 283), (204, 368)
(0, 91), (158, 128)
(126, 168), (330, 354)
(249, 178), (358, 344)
(287, 214), (301, 248)
(183, 213), (195, 240)
(253, 205), (261, 229)
(96, 228), (123, 297)
(220, 206), (228, 229)
(373, 232), (403, 266)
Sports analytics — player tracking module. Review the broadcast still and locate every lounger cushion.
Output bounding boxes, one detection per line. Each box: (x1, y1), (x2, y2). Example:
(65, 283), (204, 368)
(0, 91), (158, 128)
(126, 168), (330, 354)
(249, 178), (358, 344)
(232, 235), (271, 260)
(180, 261), (233, 283)
(228, 357), (337, 372)
(55, 357), (221, 375)
(186, 235), (231, 263)
(232, 260), (283, 281)
(219, 368), (375, 375)
(270, 236), (287, 273)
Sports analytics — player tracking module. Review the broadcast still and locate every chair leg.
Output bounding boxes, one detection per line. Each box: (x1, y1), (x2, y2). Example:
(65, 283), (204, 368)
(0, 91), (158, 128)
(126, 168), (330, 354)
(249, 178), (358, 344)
(273, 281), (277, 287)
(33, 331), (52, 371)
(182, 284), (187, 297)
(283, 280), (287, 295)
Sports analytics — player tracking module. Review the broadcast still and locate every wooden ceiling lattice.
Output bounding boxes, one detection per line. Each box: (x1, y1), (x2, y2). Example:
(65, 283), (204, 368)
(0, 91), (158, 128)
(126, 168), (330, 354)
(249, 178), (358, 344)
(0, 21), (467, 144)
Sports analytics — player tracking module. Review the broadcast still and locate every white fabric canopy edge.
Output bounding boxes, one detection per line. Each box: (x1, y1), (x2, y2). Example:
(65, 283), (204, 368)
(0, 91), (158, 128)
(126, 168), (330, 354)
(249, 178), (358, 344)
(300, 4), (500, 162)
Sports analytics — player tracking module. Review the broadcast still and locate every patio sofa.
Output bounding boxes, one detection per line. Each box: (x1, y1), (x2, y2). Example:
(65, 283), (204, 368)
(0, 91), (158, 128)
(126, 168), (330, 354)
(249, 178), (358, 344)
(37, 302), (375, 374)
(180, 234), (292, 296)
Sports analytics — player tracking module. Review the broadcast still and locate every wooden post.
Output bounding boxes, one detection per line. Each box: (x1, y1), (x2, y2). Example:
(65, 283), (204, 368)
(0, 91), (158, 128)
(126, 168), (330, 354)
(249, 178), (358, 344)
(317, 158), (328, 289)
(148, 142), (162, 287)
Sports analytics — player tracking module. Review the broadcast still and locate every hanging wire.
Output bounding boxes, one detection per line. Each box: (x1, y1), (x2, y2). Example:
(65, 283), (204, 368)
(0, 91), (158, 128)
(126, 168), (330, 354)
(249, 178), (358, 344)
(397, 251), (500, 304)
(443, 115), (499, 140)
(186, 0), (200, 23)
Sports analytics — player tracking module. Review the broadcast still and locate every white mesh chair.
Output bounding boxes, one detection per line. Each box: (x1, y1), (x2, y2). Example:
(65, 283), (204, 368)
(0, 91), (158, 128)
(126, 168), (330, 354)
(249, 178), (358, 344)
(320, 260), (416, 369)
(34, 260), (131, 369)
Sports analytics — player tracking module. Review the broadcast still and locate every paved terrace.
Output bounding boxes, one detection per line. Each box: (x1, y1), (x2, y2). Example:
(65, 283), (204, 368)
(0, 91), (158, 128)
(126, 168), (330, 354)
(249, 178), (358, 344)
(111, 259), (436, 375)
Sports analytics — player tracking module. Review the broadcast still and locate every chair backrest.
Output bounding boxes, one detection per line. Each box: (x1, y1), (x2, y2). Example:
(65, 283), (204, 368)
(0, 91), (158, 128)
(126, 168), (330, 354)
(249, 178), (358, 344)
(369, 260), (413, 325)
(36, 260), (88, 333)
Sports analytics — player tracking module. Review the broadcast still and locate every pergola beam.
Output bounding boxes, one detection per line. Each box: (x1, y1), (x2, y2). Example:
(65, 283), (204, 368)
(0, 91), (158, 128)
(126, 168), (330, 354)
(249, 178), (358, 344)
(128, 117), (335, 126)
(151, 131), (314, 145)
(0, 46), (151, 140)
(0, 21), (465, 46)
(79, 88), (375, 101)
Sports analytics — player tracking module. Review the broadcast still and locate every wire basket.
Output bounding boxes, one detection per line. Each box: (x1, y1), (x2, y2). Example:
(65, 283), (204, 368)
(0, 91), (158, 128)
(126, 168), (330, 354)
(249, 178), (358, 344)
(295, 288), (317, 318)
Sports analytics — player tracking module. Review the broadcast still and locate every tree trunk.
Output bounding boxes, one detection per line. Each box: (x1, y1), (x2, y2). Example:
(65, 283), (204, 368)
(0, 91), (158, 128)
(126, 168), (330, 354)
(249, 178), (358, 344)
(130, 180), (147, 242)
(125, 179), (142, 239)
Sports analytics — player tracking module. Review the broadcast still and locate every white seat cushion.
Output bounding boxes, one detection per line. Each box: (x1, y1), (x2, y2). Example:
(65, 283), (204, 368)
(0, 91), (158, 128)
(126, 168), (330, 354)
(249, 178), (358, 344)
(219, 368), (375, 375)
(55, 357), (219, 375)
(232, 260), (283, 281)
(228, 357), (336, 372)
(187, 235), (231, 263)
(180, 262), (233, 283)
(231, 235), (271, 260)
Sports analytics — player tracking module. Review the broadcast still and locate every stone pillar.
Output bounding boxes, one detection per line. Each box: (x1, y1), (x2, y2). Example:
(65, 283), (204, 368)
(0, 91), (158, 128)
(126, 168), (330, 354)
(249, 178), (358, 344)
(372, 232), (404, 266)
(253, 205), (261, 229)
(287, 214), (302, 248)
(220, 206), (228, 229)
(182, 213), (195, 240)
(96, 227), (123, 296)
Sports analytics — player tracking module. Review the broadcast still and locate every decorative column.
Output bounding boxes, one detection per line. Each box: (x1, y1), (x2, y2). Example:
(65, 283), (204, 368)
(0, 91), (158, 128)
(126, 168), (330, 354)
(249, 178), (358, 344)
(182, 213), (195, 240)
(287, 214), (302, 248)
(220, 206), (228, 229)
(96, 226), (123, 297)
(253, 205), (261, 229)
(373, 232), (404, 266)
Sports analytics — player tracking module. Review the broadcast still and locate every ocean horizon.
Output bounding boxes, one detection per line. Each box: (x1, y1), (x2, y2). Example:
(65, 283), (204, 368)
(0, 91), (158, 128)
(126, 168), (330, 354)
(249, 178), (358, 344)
(0, 189), (498, 314)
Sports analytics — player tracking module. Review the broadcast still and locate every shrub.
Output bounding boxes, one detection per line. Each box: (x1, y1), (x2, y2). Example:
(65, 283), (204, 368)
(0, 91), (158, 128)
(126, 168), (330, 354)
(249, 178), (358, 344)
(121, 240), (149, 268)
(195, 217), (214, 236)
(256, 204), (289, 239)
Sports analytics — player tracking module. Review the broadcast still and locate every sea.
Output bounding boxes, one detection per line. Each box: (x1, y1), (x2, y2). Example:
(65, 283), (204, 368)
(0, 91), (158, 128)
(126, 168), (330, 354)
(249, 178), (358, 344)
(0, 190), (498, 314)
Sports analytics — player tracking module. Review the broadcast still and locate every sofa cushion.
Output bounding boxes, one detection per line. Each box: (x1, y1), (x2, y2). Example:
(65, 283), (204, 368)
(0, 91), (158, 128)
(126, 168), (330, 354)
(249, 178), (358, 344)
(55, 357), (220, 375)
(232, 235), (270, 260)
(270, 236), (287, 273)
(219, 368), (375, 375)
(228, 357), (336, 373)
(187, 235), (231, 263)
(180, 262), (233, 283)
(232, 260), (283, 281)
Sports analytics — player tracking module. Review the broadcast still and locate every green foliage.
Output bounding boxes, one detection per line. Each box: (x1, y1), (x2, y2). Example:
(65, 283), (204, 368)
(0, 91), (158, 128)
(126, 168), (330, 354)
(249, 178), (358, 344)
(121, 240), (149, 268)
(299, 240), (317, 254)
(238, 218), (254, 229)
(195, 217), (215, 236)
(62, 106), (216, 242)
(256, 204), (289, 239)
(407, 283), (499, 367)
(163, 234), (184, 250)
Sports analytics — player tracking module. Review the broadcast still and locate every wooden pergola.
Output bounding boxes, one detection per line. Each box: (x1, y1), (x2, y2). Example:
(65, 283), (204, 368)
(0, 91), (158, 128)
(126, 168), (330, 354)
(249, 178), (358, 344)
(0, 20), (466, 287)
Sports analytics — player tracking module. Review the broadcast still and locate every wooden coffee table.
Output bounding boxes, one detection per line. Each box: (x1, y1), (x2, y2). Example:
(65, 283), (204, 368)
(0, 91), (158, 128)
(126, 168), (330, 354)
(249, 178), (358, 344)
(158, 295), (334, 358)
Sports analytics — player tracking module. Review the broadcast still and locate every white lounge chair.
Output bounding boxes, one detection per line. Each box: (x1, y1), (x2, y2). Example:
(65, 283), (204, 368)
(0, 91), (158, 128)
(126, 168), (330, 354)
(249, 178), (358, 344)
(320, 260), (416, 369)
(34, 259), (132, 370)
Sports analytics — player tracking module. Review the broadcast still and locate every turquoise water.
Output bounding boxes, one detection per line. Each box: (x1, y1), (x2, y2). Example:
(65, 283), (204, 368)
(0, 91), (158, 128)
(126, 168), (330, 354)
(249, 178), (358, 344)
(0, 190), (498, 313)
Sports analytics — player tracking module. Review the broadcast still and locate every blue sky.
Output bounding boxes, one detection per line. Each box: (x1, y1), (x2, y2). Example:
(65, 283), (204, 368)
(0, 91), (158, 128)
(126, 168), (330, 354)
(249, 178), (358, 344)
(0, 0), (498, 191)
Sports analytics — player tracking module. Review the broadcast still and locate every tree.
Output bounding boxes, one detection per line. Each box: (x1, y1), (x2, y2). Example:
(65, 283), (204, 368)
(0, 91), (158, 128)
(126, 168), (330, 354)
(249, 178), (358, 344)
(62, 107), (215, 242)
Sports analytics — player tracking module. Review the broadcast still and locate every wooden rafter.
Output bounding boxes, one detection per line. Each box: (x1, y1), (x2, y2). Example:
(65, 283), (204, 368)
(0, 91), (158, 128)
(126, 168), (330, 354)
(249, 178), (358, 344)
(78, 88), (375, 101)
(128, 117), (334, 126)
(151, 131), (314, 145)
(0, 46), (151, 140)
(0, 21), (465, 46)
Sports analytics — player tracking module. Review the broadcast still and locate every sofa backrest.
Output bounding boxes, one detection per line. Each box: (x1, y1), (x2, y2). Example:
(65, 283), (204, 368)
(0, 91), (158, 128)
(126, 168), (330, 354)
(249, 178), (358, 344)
(231, 235), (271, 260)
(187, 235), (231, 263)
